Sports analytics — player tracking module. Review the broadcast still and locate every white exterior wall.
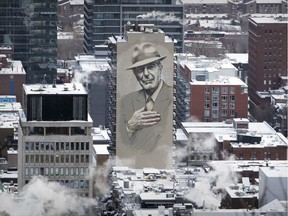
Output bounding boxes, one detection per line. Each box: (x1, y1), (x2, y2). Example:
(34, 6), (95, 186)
(259, 167), (288, 207)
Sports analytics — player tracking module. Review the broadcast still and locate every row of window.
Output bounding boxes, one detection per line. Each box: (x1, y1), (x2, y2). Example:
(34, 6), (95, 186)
(25, 154), (89, 164)
(205, 102), (235, 109)
(205, 87), (235, 94)
(25, 142), (90, 152)
(204, 109), (235, 118)
(236, 152), (279, 160)
(205, 95), (235, 102)
(25, 167), (89, 177)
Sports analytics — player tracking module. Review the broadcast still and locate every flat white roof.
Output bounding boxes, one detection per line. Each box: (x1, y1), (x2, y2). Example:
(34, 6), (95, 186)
(256, 0), (282, 3)
(250, 14), (288, 24)
(93, 144), (109, 155)
(190, 76), (247, 86)
(225, 53), (248, 64)
(260, 166), (288, 178)
(182, 0), (227, 4)
(0, 60), (26, 75)
(23, 83), (87, 95)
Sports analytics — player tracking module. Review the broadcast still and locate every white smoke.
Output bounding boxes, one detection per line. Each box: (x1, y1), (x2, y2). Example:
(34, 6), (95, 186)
(0, 176), (96, 216)
(136, 11), (188, 26)
(73, 68), (105, 85)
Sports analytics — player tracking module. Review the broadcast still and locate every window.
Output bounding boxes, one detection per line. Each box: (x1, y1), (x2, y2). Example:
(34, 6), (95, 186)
(212, 87), (219, 94)
(221, 95), (228, 101)
(205, 87), (210, 94)
(221, 110), (228, 117)
(205, 95), (210, 101)
(221, 87), (228, 94)
(230, 103), (235, 109)
(204, 110), (210, 116)
(230, 95), (235, 101)
(205, 103), (210, 108)
(212, 110), (218, 117)
(230, 87), (235, 94)
(222, 103), (228, 109)
(212, 102), (218, 108)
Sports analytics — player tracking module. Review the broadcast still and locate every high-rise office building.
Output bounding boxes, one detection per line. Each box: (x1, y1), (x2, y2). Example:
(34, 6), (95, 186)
(83, 0), (184, 53)
(18, 83), (93, 197)
(0, 0), (57, 84)
(248, 15), (287, 106)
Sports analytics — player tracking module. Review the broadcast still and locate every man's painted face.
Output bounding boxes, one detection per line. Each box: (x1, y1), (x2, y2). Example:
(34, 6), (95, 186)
(133, 61), (162, 93)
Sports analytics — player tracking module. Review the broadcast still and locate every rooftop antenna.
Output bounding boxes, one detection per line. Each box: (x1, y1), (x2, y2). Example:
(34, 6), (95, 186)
(39, 74), (47, 90)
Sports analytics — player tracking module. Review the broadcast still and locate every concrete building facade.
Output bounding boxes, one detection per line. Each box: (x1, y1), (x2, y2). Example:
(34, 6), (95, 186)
(18, 83), (93, 197)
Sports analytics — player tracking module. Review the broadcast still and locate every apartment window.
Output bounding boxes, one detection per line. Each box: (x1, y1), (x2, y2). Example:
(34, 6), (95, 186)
(60, 168), (64, 175)
(230, 87), (235, 94)
(35, 155), (39, 163)
(230, 95), (235, 101)
(81, 142), (85, 151)
(212, 96), (219, 101)
(230, 110), (235, 117)
(45, 168), (49, 175)
(45, 155), (49, 163)
(60, 155), (65, 163)
(205, 87), (210, 94)
(70, 180), (74, 189)
(205, 95), (210, 101)
(65, 142), (69, 151)
(85, 155), (89, 163)
(65, 155), (69, 163)
(230, 103), (235, 109)
(40, 155), (44, 163)
(212, 87), (219, 94)
(221, 87), (228, 94)
(212, 102), (218, 108)
(222, 103), (228, 109)
(55, 168), (59, 175)
(30, 155), (34, 163)
(70, 168), (74, 175)
(71, 155), (74, 163)
(25, 142), (30, 151)
(221, 95), (228, 101)
(65, 168), (69, 175)
(25, 168), (29, 176)
(205, 103), (210, 108)
(75, 168), (79, 175)
(221, 110), (228, 117)
(86, 142), (89, 151)
(264, 80), (266, 85)
(50, 155), (54, 163)
(80, 168), (84, 175)
(25, 155), (29, 164)
(204, 110), (210, 117)
(212, 110), (218, 117)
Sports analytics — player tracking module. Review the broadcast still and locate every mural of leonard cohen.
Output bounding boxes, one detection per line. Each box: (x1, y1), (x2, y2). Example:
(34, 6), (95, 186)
(116, 37), (174, 169)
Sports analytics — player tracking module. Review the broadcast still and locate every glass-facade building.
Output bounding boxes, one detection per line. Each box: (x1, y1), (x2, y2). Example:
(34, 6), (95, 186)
(84, 0), (184, 53)
(0, 0), (57, 84)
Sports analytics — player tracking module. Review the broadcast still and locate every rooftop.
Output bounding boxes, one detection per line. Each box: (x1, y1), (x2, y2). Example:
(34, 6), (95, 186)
(260, 166), (288, 178)
(0, 60), (26, 75)
(225, 53), (248, 64)
(23, 83), (87, 95)
(250, 14), (288, 24)
(190, 76), (247, 86)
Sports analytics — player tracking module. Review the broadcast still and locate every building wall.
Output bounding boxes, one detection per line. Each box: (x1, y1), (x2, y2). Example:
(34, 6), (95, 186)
(0, 74), (26, 104)
(259, 167), (288, 207)
(230, 145), (287, 160)
(248, 17), (287, 105)
(115, 30), (174, 169)
(190, 84), (248, 122)
(84, 1), (184, 53)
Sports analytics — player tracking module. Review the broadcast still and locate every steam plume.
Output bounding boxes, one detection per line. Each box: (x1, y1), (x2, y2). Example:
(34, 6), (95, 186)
(0, 176), (96, 216)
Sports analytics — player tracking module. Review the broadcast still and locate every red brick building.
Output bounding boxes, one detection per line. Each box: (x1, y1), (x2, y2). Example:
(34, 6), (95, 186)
(248, 15), (288, 106)
(190, 77), (248, 122)
(0, 47), (26, 104)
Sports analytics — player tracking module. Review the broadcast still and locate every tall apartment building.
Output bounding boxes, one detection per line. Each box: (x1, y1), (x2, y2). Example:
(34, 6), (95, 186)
(106, 23), (176, 168)
(83, 0), (184, 53)
(0, 0), (57, 84)
(248, 15), (288, 106)
(18, 83), (93, 197)
(176, 54), (248, 123)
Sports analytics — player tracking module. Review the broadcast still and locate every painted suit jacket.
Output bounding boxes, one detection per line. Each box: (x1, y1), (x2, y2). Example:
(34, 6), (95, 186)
(120, 81), (173, 153)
